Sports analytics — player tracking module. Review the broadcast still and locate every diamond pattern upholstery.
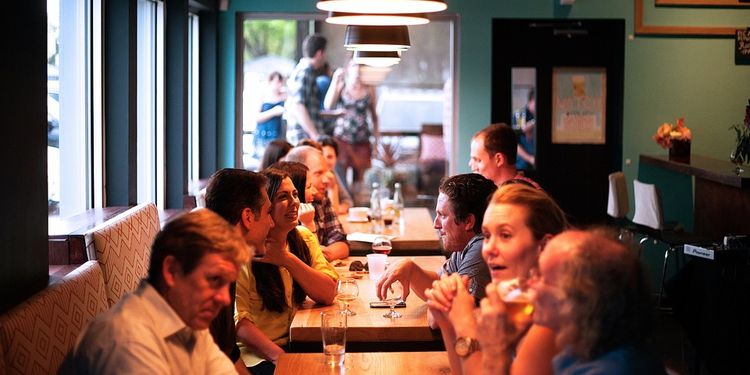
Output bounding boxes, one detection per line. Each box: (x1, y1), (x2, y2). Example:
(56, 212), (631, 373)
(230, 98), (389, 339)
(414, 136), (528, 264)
(85, 202), (159, 307)
(0, 261), (108, 375)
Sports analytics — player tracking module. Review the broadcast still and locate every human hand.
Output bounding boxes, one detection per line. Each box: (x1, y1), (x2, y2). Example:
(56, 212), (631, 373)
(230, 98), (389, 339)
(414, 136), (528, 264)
(425, 273), (462, 313)
(298, 203), (316, 231)
(332, 68), (345, 83)
(445, 275), (477, 337)
(337, 202), (351, 215)
(376, 259), (413, 300)
(271, 104), (285, 116)
(254, 237), (290, 267)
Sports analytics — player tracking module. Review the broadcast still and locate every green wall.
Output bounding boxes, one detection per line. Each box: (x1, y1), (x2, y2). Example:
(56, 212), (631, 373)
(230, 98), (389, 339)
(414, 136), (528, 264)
(217, 0), (750, 203)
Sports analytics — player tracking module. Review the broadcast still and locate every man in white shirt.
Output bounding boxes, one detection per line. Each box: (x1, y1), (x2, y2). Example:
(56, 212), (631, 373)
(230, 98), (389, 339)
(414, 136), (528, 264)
(61, 209), (252, 374)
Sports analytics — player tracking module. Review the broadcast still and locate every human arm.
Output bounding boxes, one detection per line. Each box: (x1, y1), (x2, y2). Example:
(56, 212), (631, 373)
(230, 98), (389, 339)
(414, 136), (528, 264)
(376, 258), (438, 301)
(368, 85), (380, 143)
(322, 241), (349, 262)
(324, 68), (345, 110)
(257, 230), (337, 305)
(316, 200), (350, 261)
(517, 145), (535, 167)
(425, 274), (477, 375)
(235, 318), (285, 364)
(256, 104), (285, 123)
(290, 102), (320, 140)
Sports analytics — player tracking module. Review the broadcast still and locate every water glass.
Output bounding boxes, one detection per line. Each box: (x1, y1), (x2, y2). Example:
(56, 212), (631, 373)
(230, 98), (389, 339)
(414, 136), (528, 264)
(321, 311), (347, 367)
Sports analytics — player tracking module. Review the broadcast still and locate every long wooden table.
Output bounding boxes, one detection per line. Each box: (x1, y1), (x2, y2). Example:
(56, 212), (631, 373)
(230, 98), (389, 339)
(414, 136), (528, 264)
(289, 256), (446, 350)
(275, 351), (451, 374)
(340, 207), (441, 255)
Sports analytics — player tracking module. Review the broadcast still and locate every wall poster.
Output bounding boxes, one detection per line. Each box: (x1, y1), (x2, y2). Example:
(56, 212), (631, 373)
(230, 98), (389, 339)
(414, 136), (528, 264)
(552, 67), (607, 144)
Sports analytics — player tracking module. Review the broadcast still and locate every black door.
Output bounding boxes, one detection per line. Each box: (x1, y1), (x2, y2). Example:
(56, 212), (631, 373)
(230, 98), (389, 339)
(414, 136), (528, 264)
(492, 19), (624, 225)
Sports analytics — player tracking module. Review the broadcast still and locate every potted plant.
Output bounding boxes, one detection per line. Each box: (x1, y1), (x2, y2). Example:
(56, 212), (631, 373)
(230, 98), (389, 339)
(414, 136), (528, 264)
(653, 117), (692, 163)
(729, 100), (750, 174)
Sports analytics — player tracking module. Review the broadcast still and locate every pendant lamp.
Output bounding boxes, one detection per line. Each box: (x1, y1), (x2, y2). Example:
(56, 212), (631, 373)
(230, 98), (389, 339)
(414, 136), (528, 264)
(344, 25), (410, 52)
(317, 0), (447, 14)
(353, 50), (401, 68)
(326, 11), (429, 26)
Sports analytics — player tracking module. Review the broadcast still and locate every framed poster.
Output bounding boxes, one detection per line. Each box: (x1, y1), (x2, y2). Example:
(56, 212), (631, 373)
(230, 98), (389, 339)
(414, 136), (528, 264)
(552, 67), (607, 144)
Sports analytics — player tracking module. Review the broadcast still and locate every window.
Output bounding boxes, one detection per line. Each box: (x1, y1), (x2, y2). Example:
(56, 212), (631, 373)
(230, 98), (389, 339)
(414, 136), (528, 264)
(136, 0), (166, 208)
(237, 14), (457, 204)
(47, 0), (94, 219)
(188, 12), (200, 189)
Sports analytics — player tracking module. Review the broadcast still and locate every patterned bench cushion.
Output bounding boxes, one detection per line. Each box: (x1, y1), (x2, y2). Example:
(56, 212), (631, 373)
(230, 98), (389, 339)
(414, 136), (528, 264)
(0, 261), (108, 375)
(85, 202), (159, 307)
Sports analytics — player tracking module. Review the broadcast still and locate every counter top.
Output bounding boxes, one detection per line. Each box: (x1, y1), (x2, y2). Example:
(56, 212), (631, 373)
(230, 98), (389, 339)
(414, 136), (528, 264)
(639, 154), (750, 188)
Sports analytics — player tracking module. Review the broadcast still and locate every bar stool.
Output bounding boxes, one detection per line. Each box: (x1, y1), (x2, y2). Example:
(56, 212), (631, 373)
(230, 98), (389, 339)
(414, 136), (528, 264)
(632, 179), (709, 309)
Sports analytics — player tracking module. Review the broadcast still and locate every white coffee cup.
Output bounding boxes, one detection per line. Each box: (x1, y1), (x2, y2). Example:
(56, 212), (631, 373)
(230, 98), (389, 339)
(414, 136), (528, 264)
(348, 207), (369, 221)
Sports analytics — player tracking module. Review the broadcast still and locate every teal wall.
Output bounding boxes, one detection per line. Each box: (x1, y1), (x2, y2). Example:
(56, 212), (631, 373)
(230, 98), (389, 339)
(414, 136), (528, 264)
(217, 0), (750, 203)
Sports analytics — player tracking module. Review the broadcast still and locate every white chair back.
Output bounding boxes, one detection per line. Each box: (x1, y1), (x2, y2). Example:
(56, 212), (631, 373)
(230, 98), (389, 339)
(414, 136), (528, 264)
(632, 179), (664, 230)
(607, 172), (629, 218)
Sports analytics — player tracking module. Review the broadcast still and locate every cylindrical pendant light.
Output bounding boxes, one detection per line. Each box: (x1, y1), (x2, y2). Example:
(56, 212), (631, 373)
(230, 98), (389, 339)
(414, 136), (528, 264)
(326, 11), (429, 26)
(344, 25), (410, 52)
(317, 0), (447, 14)
(353, 50), (401, 68)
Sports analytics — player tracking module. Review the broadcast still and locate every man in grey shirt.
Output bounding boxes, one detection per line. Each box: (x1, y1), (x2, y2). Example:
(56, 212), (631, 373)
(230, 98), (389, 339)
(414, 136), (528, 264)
(377, 173), (496, 303)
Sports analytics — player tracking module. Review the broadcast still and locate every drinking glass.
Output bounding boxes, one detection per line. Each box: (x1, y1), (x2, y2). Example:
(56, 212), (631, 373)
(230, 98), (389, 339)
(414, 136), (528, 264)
(321, 311), (347, 367)
(372, 236), (392, 255)
(337, 278), (359, 316)
(383, 280), (404, 319)
(497, 277), (535, 326)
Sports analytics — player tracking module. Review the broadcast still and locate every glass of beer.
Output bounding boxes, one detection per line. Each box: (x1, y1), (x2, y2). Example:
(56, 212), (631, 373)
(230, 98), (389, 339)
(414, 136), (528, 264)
(497, 277), (535, 326)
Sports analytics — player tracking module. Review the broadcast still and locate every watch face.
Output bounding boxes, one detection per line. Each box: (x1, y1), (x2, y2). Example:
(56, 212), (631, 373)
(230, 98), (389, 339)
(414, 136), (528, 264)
(455, 338), (471, 356)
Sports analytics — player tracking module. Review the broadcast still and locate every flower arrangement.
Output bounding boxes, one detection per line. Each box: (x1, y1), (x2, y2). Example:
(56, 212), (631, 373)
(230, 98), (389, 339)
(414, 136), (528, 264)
(729, 100), (750, 165)
(653, 117), (692, 149)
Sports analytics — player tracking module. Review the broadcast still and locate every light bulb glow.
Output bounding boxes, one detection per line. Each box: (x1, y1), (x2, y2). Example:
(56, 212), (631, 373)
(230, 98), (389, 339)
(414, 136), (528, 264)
(317, 0), (446, 14)
(326, 13), (429, 26)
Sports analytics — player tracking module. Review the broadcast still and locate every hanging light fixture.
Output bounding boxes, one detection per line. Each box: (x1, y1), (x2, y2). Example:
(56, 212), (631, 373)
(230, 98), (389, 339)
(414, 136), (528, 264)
(325, 11), (429, 26)
(353, 50), (401, 68)
(344, 25), (410, 51)
(316, 0), (447, 14)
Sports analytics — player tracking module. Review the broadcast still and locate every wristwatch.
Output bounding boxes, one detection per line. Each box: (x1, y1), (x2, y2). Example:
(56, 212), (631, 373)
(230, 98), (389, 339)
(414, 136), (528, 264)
(454, 336), (480, 358)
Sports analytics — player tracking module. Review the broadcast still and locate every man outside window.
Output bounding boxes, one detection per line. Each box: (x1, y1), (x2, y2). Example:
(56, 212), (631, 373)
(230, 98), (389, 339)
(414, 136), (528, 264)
(286, 34), (328, 144)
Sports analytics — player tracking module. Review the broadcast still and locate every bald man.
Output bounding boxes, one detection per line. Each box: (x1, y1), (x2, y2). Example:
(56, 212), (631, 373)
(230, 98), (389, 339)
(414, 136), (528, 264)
(286, 145), (349, 261)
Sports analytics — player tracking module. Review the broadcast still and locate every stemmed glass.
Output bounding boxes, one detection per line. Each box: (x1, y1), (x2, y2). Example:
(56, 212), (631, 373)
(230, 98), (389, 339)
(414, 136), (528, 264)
(383, 280), (404, 319)
(372, 236), (392, 255)
(337, 278), (359, 316)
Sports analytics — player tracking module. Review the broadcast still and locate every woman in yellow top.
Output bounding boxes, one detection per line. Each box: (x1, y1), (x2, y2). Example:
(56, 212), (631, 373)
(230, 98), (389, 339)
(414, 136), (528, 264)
(235, 167), (338, 375)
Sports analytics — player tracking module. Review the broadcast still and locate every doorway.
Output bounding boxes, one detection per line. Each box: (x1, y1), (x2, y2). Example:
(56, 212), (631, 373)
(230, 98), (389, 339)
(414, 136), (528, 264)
(492, 19), (625, 225)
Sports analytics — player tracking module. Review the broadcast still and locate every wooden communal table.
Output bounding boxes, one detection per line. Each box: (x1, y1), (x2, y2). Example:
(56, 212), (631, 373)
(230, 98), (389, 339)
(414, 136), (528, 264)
(289, 256), (446, 350)
(340, 207), (441, 255)
(275, 351), (451, 374)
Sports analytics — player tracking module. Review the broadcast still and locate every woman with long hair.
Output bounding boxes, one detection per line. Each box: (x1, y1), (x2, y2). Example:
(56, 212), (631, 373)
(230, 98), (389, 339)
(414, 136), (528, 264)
(235, 168), (338, 375)
(426, 184), (568, 375)
(271, 161), (317, 233)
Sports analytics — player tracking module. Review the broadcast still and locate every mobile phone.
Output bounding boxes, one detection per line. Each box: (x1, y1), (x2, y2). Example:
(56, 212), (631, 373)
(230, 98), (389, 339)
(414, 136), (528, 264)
(369, 301), (406, 308)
